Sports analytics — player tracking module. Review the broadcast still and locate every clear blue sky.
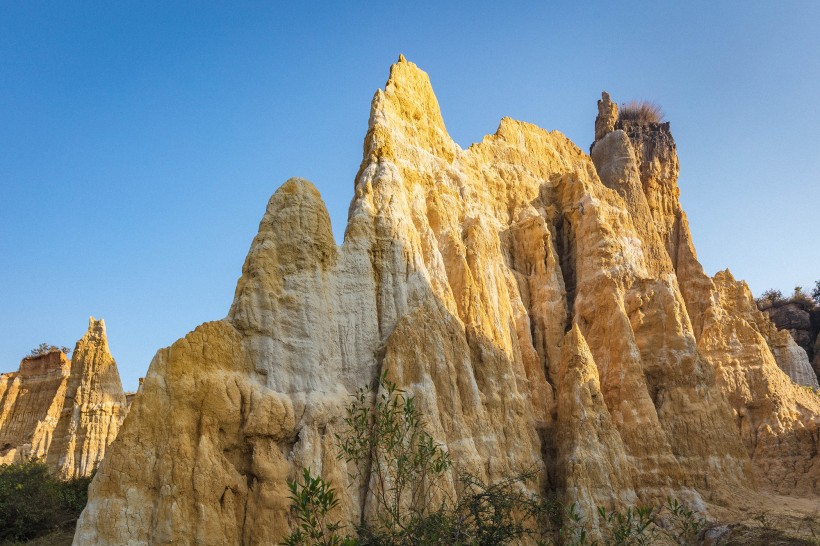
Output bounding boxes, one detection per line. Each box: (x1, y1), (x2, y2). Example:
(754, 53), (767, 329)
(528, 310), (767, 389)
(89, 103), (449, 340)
(1, 2), (818, 391)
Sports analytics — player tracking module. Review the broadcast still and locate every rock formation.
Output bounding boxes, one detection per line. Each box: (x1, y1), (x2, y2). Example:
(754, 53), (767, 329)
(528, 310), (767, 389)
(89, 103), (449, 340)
(592, 103), (818, 389)
(759, 299), (820, 381)
(0, 350), (72, 465)
(124, 378), (143, 414)
(0, 318), (127, 478)
(46, 318), (128, 478)
(75, 58), (820, 545)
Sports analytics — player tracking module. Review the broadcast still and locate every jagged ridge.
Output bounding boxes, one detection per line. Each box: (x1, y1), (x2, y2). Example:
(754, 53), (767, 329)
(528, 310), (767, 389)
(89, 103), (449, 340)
(75, 57), (820, 545)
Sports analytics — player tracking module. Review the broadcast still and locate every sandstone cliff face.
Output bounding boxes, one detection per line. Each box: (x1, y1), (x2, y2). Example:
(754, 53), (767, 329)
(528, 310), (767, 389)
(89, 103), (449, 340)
(0, 351), (71, 464)
(76, 59), (820, 545)
(591, 96), (820, 493)
(0, 318), (127, 478)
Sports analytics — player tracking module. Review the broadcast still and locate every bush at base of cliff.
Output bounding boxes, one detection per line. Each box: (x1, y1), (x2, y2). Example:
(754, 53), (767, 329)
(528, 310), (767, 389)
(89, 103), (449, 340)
(281, 374), (718, 546)
(282, 374), (543, 545)
(0, 460), (92, 543)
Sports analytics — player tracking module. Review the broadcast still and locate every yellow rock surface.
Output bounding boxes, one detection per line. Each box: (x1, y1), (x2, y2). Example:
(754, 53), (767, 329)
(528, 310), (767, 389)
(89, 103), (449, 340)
(76, 58), (820, 544)
(0, 351), (72, 465)
(0, 318), (127, 478)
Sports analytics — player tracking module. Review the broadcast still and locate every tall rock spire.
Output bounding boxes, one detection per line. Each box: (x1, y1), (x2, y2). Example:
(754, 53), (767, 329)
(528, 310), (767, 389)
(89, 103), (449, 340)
(47, 317), (127, 478)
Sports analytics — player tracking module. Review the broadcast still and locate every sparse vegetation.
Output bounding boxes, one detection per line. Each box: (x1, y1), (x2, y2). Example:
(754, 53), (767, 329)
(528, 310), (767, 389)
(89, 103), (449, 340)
(597, 505), (656, 546)
(757, 283), (819, 311)
(28, 344), (71, 358)
(282, 468), (353, 546)
(759, 288), (784, 304)
(618, 101), (665, 124)
(801, 385), (820, 396)
(282, 374), (716, 546)
(283, 374), (545, 545)
(0, 460), (92, 544)
(335, 373), (453, 542)
(663, 497), (706, 545)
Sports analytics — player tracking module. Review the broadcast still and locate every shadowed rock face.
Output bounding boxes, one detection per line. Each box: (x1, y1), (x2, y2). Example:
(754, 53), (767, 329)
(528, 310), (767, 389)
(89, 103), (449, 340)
(76, 59), (820, 545)
(0, 318), (127, 478)
(759, 301), (820, 380)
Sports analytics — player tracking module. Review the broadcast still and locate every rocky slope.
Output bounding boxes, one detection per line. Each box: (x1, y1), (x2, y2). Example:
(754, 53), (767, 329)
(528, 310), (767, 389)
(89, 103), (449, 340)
(76, 58), (820, 545)
(0, 318), (128, 478)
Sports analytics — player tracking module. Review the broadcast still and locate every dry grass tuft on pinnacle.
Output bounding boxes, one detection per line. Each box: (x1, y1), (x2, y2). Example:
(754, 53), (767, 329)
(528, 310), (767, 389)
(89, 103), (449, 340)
(619, 100), (665, 124)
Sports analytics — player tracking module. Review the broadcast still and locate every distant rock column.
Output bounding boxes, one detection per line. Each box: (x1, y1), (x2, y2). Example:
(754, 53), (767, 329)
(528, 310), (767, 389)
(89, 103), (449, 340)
(46, 317), (128, 479)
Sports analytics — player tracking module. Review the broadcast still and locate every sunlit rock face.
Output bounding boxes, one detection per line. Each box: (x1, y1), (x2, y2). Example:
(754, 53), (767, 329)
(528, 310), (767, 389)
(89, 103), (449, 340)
(0, 318), (127, 479)
(0, 351), (72, 465)
(76, 58), (820, 545)
(591, 99), (819, 495)
(46, 318), (128, 479)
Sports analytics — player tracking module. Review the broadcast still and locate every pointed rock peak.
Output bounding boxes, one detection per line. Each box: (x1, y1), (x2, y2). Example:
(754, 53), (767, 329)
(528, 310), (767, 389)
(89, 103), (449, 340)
(563, 323), (589, 357)
(271, 177), (323, 203)
(559, 325), (601, 386)
(264, 178), (334, 249)
(264, 178), (337, 259)
(714, 268), (736, 283)
(230, 177), (337, 328)
(363, 57), (456, 164)
(382, 55), (441, 118)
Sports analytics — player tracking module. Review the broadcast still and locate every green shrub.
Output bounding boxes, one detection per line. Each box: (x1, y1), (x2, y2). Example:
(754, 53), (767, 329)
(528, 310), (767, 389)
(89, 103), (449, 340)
(283, 374), (544, 545)
(759, 288), (783, 304)
(663, 497), (705, 545)
(446, 470), (542, 545)
(597, 505), (655, 546)
(336, 372), (453, 541)
(0, 460), (92, 542)
(28, 344), (71, 358)
(283, 374), (710, 546)
(281, 468), (355, 546)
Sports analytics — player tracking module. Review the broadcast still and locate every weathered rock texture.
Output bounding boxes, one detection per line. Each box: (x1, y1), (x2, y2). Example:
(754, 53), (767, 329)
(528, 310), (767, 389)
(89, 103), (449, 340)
(0, 351), (71, 465)
(759, 300), (820, 381)
(47, 318), (128, 478)
(76, 59), (820, 545)
(0, 318), (127, 478)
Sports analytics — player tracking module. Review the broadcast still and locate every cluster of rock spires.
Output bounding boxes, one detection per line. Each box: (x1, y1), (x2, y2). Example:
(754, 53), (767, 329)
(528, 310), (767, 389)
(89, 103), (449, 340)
(0, 318), (128, 479)
(73, 57), (818, 544)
